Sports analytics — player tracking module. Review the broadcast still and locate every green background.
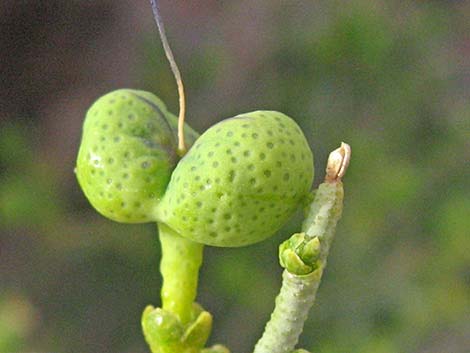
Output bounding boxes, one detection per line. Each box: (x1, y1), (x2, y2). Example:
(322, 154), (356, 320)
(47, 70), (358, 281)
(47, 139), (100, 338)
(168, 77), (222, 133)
(0, 0), (468, 352)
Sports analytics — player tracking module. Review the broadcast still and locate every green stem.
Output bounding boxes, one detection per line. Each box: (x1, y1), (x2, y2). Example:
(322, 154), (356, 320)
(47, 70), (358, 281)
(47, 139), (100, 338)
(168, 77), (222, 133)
(253, 181), (344, 353)
(253, 270), (321, 353)
(301, 182), (344, 263)
(158, 223), (204, 325)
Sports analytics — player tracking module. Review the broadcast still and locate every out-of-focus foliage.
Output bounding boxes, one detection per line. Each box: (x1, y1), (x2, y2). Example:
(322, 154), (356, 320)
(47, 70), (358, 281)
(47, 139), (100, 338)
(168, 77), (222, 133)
(0, 0), (468, 352)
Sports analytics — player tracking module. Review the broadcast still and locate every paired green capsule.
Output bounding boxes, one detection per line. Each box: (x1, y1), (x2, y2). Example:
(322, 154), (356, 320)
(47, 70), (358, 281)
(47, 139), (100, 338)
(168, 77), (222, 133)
(76, 89), (314, 247)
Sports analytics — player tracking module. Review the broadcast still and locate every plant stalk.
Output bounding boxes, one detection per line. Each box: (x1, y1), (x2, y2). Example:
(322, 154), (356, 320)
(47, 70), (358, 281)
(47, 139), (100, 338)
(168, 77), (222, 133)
(253, 143), (350, 353)
(158, 223), (204, 325)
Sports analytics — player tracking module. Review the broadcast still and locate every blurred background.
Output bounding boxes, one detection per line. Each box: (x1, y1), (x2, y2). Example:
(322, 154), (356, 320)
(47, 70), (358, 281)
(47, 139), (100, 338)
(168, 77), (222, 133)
(1, 0), (469, 352)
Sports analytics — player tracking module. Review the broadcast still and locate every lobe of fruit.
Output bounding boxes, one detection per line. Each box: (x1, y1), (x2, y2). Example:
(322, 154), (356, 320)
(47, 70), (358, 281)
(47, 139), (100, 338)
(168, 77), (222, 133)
(156, 111), (314, 247)
(76, 89), (198, 223)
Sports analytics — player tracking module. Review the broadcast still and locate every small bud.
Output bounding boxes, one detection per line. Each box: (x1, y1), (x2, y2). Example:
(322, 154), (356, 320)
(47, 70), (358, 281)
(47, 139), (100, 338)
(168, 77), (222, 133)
(182, 310), (213, 348)
(300, 236), (321, 263)
(141, 306), (184, 347)
(279, 233), (321, 275)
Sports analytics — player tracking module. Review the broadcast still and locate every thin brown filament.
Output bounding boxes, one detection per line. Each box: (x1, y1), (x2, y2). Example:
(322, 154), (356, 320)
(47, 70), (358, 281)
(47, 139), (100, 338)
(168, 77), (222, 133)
(149, 0), (186, 155)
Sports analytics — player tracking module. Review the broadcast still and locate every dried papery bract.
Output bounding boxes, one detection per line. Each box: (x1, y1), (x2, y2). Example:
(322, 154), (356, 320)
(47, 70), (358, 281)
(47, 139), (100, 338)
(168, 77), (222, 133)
(325, 142), (351, 183)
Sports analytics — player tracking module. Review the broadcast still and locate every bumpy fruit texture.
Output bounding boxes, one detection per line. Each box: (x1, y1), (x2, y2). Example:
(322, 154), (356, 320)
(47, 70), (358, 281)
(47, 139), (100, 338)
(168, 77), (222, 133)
(156, 111), (314, 247)
(76, 89), (198, 223)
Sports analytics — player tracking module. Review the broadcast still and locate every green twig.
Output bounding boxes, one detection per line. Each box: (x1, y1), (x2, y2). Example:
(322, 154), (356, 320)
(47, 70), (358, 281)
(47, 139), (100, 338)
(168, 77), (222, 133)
(158, 223), (204, 325)
(253, 143), (351, 353)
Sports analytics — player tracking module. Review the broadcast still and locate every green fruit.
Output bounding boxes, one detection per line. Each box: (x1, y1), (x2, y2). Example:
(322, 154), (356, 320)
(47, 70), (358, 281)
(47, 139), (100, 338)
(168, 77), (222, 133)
(76, 89), (198, 223)
(156, 111), (314, 247)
